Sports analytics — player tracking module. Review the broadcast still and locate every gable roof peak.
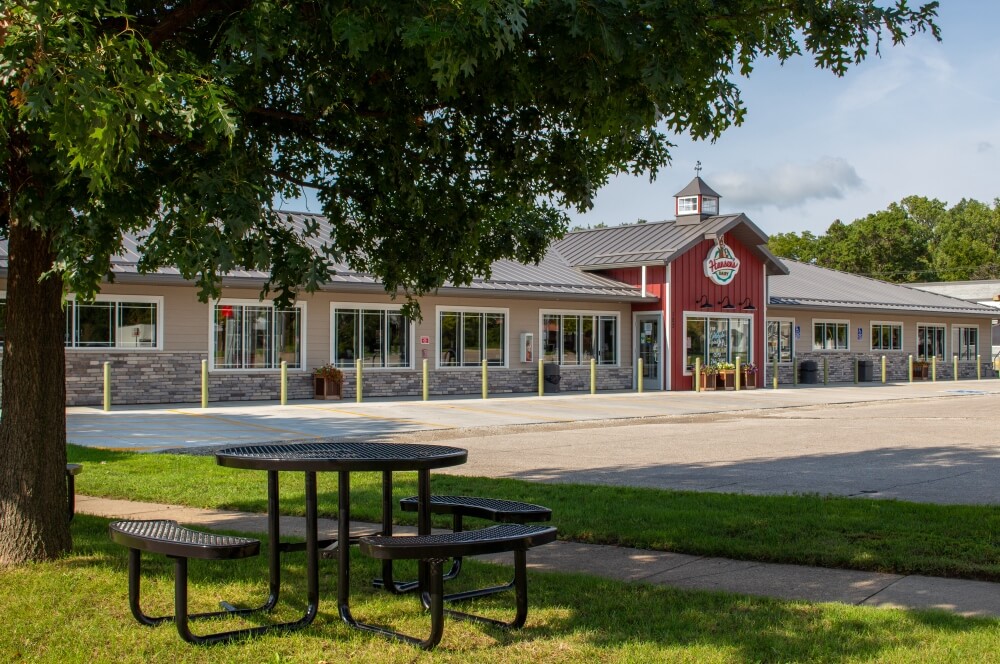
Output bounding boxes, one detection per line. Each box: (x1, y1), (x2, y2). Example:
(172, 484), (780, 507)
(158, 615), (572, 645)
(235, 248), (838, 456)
(673, 176), (721, 199)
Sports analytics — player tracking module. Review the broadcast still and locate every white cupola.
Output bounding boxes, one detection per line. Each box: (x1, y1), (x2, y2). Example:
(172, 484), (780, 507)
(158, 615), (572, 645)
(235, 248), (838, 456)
(674, 171), (721, 225)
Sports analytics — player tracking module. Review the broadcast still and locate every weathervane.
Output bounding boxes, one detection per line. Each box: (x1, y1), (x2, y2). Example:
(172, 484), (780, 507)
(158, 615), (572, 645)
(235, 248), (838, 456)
(695, 161), (702, 175)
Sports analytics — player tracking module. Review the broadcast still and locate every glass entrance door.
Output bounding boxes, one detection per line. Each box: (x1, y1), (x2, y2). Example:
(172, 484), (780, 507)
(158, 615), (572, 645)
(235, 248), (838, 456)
(637, 315), (661, 390)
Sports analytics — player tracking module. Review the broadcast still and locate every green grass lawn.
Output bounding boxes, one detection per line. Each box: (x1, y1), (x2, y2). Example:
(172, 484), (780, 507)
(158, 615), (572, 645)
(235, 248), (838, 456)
(68, 445), (1000, 581)
(2, 515), (999, 663)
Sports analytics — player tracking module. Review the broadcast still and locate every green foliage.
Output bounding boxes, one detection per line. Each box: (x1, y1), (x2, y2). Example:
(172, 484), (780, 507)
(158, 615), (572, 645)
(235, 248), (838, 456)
(767, 195), (1000, 283)
(1, 0), (940, 304)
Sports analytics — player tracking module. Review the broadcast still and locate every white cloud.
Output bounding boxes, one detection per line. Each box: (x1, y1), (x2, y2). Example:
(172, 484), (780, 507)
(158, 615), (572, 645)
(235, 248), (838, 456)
(834, 46), (954, 113)
(978, 141), (994, 153)
(713, 157), (864, 210)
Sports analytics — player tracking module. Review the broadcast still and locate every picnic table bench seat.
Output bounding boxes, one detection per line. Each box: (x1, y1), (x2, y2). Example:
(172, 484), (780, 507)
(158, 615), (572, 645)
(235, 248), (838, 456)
(109, 519), (310, 645)
(383, 495), (552, 596)
(65, 463), (82, 522)
(359, 523), (557, 650)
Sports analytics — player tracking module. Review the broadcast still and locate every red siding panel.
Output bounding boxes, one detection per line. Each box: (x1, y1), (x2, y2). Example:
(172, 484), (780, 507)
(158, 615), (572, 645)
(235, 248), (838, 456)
(669, 237), (766, 391)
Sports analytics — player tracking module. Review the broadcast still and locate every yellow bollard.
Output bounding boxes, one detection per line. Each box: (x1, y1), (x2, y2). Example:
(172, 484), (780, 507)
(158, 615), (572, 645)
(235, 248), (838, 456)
(482, 359), (488, 399)
(881, 355), (886, 384)
(694, 357), (702, 393)
(931, 356), (937, 382)
(772, 372), (778, 390)
(637, 358), (643, 393)
(423, 358), (429, 401)
(908, 354), (913, 383)
(538, 359), (544, 396)
(590, 358), (596, 395)
(735, 356), (741, 391)
(772, 355), (779, 387)
(280, 360), (287, 405)
(977, 354), (982, 381)
(201, 359), (208, 408)
(356, 359), (363, 402)
(103, 361), (111, 412)
(953, 355), (959, 381)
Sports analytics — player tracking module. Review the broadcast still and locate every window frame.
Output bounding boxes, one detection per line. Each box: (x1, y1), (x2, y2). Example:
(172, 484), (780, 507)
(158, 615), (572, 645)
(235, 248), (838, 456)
(435, 305), (509, 369)
(766, 317), (795, 364)
(953, 324), (979, 362)
(329, 302), (414, 370)
(916, 322), (947, 361)
(538, 309), (620, 367)
(683, 312), (754, 374)
(870, 321), (903, 352)
(812, 319), (850, 352)
(676, 196), (698, 214)
(61, 294), (165, 351)
(209, 298), (307, 372)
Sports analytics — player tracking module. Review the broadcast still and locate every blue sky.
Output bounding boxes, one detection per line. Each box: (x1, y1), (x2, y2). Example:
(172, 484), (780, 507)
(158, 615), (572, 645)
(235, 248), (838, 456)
(568, 3), (1000, 236)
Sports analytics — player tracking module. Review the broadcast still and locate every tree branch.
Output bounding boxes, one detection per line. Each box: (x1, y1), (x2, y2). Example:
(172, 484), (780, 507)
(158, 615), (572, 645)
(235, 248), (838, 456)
(145, 0), (251, 49)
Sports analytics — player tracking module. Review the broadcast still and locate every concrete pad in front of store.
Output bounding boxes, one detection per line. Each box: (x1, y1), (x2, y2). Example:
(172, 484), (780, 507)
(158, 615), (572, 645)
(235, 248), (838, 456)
(66, 379), (1000, 451)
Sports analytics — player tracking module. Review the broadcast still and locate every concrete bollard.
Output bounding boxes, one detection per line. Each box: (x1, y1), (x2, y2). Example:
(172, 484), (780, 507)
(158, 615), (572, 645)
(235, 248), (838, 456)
(953, 355), (959, 381)
(735, 356), (741, 391)
(908, 354), (913, 383)
(201, 359), (208, 408)
(881, 355), (886, 384)
(482, 359), (488, 399)
(356, 359), (363, 402)
(538, 359), (544, 397)
(103, 361), (111, 412)
(423, 359), (429, 401)
(977, 354), (982, 381)
(694, 357), (702, 392)
(280, 360), (287, 405)
(637, 358), (643, 393)
(590, 358), (597, 395)
(931, 356), (937, 382)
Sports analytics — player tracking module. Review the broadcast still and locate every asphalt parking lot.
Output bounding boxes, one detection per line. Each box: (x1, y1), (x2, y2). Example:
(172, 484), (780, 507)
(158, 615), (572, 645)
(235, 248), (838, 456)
(67, 379), (1000, 504)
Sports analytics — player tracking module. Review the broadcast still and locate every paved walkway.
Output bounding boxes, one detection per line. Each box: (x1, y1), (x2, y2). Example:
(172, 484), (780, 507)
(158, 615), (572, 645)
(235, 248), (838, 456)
(78, 495), (1000, 620)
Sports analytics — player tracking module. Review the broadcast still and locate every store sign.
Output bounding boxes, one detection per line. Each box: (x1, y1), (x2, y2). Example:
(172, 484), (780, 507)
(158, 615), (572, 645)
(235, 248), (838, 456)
(704, 235), (740, 285)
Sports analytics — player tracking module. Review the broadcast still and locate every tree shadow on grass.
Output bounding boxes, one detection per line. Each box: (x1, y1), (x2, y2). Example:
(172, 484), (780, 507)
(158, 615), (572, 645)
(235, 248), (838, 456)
(51, 515), (1000, 661)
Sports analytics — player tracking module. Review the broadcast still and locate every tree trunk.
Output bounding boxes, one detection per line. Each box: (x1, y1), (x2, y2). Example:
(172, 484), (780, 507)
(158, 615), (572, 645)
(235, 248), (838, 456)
(0, 217), (70, 565)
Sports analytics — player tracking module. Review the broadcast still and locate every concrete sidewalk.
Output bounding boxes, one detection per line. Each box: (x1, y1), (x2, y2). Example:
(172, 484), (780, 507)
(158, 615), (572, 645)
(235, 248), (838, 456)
(78, 495), (1000, 620)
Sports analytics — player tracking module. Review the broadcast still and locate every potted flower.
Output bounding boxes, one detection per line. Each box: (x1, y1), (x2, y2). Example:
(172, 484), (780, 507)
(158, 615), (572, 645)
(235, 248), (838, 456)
(715, 361), (736, 390)
(314, 363), (344, 400)
(742, 362), (758, 389)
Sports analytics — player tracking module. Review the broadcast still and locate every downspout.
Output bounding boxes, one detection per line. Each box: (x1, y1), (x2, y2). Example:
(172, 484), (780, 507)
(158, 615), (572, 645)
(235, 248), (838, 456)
(641, 265), (647, 298)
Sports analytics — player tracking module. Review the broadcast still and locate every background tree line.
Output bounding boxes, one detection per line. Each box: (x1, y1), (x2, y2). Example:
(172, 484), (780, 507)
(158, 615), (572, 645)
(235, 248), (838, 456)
(767, 196), (1000, 283)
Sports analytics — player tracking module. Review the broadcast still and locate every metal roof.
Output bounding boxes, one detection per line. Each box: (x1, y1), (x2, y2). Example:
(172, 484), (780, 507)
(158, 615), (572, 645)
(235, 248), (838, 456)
(553, 214), (788, 275)
(909, 280), (1000, 303)
(674, 176), (721, 199)
(0, 213), (649, 302)
(769, 260), (997, 316)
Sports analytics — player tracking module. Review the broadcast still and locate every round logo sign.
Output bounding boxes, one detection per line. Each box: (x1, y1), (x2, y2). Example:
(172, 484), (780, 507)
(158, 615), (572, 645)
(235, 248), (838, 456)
(704, 238), (740, 285)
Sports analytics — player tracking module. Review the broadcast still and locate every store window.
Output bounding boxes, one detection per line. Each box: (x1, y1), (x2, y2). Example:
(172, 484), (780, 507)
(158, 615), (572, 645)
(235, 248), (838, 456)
(685, 314), (751, 371)
(541, 312), (618, 365)
(439, 309), (506, 367)
(59, 296), (162, 349)
(953, 326), (979, 361)
(332, 305), (410, 368)
(813, 320), (849, 351)
(871, 322), (902, 352)
(917, 324), (946, 360)
(213, 301), (302, 370)
(766, 319), (793, 363)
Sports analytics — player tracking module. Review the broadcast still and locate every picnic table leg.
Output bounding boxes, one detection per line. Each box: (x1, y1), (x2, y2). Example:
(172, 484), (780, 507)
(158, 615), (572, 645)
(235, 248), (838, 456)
(220, 470), (282, 615)
(373, 470), (421, 594)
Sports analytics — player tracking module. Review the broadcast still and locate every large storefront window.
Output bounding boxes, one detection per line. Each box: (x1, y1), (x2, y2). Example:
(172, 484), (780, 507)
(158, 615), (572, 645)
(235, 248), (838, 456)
(439, 309), (506, 367)
(542, 312), (618, 365)
(954, 326), (978, 361)
(917, 324), (946, 360)
(213, 302), (301, 369)
(332, 306), (410, 368)
(871, 322), (902, 351)
(813, 320), (849, 350)
(685, 314), (751, 371)
(63, 297), (160, 349)
(766, 320), (793, 363)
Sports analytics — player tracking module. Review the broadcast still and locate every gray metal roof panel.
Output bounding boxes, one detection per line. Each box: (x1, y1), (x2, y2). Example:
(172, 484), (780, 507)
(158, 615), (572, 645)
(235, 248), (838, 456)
(769, 260), (997, 316)
(674, 176), (722, 198)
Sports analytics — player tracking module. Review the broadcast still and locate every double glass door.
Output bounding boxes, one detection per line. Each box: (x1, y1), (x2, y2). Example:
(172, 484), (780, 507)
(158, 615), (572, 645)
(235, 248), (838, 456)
(637, 315), (661, 390)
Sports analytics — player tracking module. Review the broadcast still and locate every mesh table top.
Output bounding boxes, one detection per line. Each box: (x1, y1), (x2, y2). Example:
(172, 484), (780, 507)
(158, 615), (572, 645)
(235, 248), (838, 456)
(215, 441), (468, 472)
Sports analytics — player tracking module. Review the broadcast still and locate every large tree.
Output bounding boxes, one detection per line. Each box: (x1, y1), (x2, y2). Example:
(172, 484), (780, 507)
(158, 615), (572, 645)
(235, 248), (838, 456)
(0, 1), (939, 564)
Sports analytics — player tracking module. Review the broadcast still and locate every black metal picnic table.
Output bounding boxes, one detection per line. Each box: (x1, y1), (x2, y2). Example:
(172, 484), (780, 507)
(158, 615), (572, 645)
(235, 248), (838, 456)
(214, 441), (468, 634)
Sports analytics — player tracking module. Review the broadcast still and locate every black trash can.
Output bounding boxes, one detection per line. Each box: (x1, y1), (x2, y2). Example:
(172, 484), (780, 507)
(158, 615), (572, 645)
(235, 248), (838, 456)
(543, 362), (561, 393)
(857, 359), (873, 382)
(799, 360), (818, 384)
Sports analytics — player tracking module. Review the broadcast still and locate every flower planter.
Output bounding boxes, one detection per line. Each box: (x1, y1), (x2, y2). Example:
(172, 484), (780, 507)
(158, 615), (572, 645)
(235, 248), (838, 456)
(742, 371), (757, 389)
(912, 364), (929, 380)
(314, 377), (343, 400)
(716, 370), (735, 390)
(700, 373), (717, 391)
